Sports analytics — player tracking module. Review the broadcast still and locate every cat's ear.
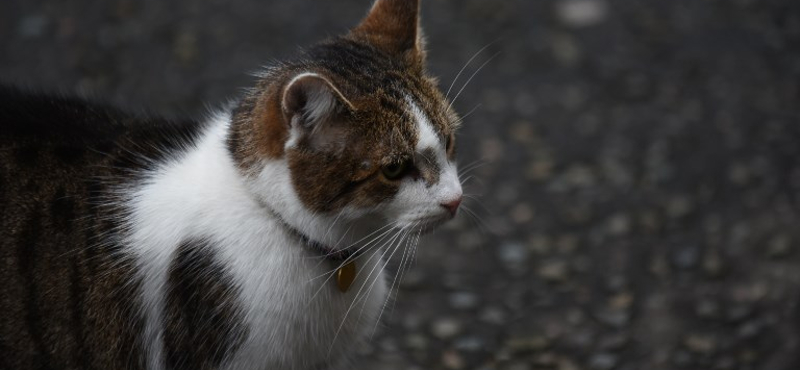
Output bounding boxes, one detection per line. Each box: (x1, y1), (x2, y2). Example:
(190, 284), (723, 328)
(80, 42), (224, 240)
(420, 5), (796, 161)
(281, 72), (353, 150)
(352, 0), (425, 65)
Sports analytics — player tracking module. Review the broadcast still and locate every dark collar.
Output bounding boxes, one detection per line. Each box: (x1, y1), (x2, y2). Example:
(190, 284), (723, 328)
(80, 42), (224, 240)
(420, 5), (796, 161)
(290, 227), (355, 262)
(265, 206), (356, 262)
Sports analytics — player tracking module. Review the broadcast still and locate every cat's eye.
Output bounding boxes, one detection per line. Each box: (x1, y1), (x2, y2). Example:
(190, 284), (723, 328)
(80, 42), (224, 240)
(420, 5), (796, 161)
(445, 133), (455, 156)
(381, 160), (410, 180)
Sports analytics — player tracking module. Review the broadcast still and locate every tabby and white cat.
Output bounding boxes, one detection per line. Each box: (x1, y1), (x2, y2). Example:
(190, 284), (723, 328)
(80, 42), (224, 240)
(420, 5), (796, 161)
(0, 0), (462, 369)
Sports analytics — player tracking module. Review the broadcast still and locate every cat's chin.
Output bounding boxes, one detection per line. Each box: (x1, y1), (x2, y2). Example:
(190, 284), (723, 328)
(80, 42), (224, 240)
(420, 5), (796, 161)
(401, 215), (453, 234)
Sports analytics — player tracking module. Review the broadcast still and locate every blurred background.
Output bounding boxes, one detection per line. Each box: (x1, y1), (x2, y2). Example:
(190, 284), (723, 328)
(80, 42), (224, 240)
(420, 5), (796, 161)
(2, 0), (800, 369)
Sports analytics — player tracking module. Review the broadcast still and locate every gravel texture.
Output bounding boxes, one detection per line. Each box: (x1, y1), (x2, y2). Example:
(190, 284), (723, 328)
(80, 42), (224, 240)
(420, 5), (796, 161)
(2, 0), (800, 369)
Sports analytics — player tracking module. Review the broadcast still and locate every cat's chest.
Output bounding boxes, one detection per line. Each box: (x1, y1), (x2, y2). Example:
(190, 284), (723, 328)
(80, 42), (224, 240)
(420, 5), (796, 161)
(129, 194), (388, 369)
(220, 231), (388, 369)
(134, 215), (388, 369)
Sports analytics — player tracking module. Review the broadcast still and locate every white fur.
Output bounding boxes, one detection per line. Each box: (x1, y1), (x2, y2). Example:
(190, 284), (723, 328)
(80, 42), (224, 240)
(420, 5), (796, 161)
(386, 97), (463, 227)
(124, 112), (387, 370)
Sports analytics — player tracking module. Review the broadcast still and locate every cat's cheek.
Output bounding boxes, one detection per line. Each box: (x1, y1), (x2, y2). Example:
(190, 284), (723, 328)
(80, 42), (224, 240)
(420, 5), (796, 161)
(379, 180), (437, 227)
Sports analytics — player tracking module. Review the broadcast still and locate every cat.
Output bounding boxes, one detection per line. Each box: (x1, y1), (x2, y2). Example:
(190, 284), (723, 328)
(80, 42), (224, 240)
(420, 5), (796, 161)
(0, 0), (463, 369)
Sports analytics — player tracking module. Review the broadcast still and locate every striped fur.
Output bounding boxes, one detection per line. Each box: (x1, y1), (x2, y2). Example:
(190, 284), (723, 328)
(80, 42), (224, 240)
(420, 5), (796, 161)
(0, 0), (462, 369)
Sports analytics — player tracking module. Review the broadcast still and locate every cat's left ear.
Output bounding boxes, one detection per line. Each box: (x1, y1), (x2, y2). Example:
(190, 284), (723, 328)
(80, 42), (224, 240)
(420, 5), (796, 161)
(281, 72), (354, 150)
(351, 0), (426, 66)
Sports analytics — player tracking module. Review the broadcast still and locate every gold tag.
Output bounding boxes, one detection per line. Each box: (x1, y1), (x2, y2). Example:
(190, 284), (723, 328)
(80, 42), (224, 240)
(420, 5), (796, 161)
(336, 260), (357, 293)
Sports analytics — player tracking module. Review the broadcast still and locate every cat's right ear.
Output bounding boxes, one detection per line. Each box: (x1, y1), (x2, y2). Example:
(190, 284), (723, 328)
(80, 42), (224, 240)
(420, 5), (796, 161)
(281, 73), (354, 150)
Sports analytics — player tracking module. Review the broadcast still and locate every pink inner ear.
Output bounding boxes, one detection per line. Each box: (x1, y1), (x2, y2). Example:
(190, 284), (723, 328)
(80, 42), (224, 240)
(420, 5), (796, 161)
(282, 73), (354, 128)
(281, 73), (354, 152)
(283, 74), (329, 122)
(352, 0), (421, 56)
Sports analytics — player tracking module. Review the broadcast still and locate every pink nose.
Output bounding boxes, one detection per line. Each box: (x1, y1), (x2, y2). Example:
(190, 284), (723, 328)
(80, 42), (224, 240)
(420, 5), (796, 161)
(440, 197), (462, 216)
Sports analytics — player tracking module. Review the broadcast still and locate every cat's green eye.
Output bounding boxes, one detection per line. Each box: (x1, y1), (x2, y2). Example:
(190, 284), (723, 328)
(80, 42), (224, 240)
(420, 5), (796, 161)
(381, 160), (410, 180)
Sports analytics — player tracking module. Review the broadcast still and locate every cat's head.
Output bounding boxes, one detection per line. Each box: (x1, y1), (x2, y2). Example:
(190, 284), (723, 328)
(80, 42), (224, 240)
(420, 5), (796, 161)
(230, 0), (462, 242)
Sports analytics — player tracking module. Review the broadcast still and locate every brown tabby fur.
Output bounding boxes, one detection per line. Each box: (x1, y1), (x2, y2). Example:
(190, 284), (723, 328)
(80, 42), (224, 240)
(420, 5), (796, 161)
(0, 93), (204, 368)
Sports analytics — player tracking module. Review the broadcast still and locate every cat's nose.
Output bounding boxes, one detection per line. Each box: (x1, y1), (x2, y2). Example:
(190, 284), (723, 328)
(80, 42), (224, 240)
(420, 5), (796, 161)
(440, 196), (462, 217)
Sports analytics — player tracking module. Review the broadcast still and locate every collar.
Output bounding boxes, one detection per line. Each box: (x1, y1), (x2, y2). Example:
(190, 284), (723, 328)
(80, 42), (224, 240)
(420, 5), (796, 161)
(264, 206), (359, 293)
(287, 224), (356, 262)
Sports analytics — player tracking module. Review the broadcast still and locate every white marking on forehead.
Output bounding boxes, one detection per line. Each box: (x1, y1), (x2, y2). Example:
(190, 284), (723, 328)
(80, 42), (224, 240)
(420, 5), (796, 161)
(406, 96), (441, 151)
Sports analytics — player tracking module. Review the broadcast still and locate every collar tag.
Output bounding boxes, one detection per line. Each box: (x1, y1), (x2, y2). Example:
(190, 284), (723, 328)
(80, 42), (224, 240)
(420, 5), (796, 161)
(336, 260), (357, 293)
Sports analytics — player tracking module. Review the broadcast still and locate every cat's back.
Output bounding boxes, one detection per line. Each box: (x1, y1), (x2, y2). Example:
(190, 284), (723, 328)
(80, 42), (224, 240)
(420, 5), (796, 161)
(0, 86), (202, 153)
(0, 86), (203, 370)
(0, 87), (128, 218)
(0, 86), (204, 246)
(0, 86), (205, 210)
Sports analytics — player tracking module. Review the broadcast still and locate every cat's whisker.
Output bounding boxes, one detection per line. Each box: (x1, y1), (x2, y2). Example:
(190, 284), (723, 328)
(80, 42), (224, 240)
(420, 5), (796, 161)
(353, 227), (408, 316)
(461, 176), (487, 190)
(327, 227), (407, 358)
(450, 51), (502, 109)
(407, 228), (422, 271)
(304, 221), (396, 261)
(445, 39), (499, 100)
(340, 221), (399, 250)
(305, 225), (394, 285)
(460, 172), (488, 191)
(462, 194), (492, 215)
(460, 205), (493, 235)
(458, 163), (484, 179)
(305, 224), (398, 305)
(461, 198), (494, 237)
(452, 103), (482, 126)
(385, 225), (422, 322)
(365, 226), (413, 330)
(460, 175), (477, 186)
(457, 158), (489, 180)
(460, 174), (486, 191)
(460, 203), (485, 223)
(309, 224), (396, 294)
(322, 213), (345, 244)
(334, 223), (356, 246)
(309, 221), (358, 271)
(371, 222), (418, 335)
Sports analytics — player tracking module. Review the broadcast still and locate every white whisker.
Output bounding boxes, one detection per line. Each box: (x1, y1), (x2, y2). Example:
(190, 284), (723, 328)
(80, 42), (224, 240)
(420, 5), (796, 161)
(445, 40), (499, 100)
(450, 51), (502, 108)
(372, 222), (417, 335)
(356, 227), (410, 321)
(462, 194), (492, 215)
(388, 226), (422, 318)
(305, 224), (398, 305)
(326, 227), (406, 358)
(458, 158), (489, 180)
(453, 103), (482, 126)
(461, 205), (492, 235)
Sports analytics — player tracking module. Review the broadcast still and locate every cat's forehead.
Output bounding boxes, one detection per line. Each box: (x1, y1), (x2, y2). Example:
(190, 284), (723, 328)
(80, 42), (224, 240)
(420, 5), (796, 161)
(308, 40), (455, 141)
(352, 87), (450, 158)
(350, 73), (452, 136)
